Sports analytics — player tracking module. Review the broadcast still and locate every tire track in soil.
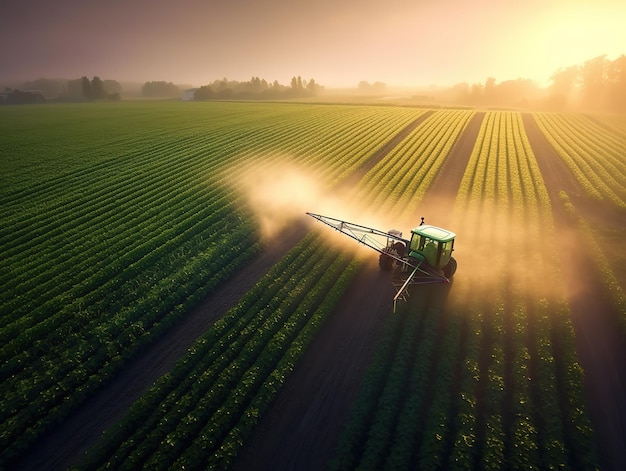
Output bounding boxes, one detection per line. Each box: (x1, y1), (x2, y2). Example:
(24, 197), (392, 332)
(15, 112), (432, 471)
(522, 113), (626, 471)
(234, 111), (485, 471)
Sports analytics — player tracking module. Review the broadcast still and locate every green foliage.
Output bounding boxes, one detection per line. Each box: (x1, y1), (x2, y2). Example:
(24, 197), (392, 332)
(0, 101), (424, 467)
(534, 112), (626, 210)
(77, 238), (359, 470)
(142, 81), (180, 98)
(331, 110), (602, 471)
(1, 104), (614, 469)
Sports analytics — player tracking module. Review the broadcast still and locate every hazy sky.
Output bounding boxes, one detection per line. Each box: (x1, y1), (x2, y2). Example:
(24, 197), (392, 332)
(2, 0), (625, 88)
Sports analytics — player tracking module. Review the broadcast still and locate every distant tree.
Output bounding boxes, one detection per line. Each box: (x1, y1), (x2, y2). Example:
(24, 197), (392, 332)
(249, 76), (263, 93)
(373, 81), (386, 92)
(21, 78), (65, 99)
(217, 87), (235, 99)
(82, 76), (93, 100)
(495, 78), (538, 107)
(191, 75), (322, 100)
(547, 65), (579, 110)
(550, 65), (579, 95)
(103, 79), (122, 95)
(66, 78), (83, 99)
(469, 83), (483, 103)
(194, 85), (216, 100)
(484, 77), (496, 104)
(357, 80), (385, 94)
(307, 78), (319, 94)
(142, 81), (180, 97)
(91, 76), (106, 100)
(580, 55), (608, 109)
(606, 54), (626, 112)
(447, 82), (470, 103)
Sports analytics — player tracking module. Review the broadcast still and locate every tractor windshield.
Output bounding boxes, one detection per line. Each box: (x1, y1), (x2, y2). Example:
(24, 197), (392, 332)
(409, 225), (456, 269)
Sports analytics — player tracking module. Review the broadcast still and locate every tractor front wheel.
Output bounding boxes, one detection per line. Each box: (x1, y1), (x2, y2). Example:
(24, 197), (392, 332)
(443, 257), (457, 279)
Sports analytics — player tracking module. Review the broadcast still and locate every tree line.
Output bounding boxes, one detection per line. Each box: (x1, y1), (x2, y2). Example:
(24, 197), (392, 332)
(1, 75), (322, 102)
(3, 54), (624, 111)
(547, 54), (626, 112)
(80, 76), (121, 101)
(2, 76), (123, 102)
(441, 55), (626, 112)
(193, 76), (322, 100)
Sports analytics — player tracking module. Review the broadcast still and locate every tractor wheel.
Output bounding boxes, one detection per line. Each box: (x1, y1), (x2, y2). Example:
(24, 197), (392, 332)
(392, 241), (406, 258)
(443, 257), (457, 279)
(379, 250), (394, 271)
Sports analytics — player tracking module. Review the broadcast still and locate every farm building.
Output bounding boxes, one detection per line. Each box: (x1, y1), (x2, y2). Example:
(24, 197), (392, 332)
(181, 88), (199, 101)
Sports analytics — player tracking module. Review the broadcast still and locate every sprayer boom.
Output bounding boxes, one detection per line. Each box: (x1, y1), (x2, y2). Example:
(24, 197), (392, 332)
(305, 212), (409, 258)
(306, 211), (457, 312)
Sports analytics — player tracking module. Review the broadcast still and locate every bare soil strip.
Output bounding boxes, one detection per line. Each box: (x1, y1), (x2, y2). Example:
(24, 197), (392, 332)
(17, 112), (434, 471)
(234, 112), (485, 471)
(523, 113), (626, 471)
(420, 112), (485, 226)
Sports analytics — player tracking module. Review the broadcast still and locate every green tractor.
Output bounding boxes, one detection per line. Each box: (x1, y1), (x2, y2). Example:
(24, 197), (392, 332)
(307, 213), (457, 310)
(379, 218), (457, 279)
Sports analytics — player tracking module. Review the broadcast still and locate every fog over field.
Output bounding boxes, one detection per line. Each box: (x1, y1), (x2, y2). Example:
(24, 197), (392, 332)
(2, 0), (625, 88)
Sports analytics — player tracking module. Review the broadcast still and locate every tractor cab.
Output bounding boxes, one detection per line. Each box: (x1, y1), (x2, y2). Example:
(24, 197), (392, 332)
(408, 225), (456, 270)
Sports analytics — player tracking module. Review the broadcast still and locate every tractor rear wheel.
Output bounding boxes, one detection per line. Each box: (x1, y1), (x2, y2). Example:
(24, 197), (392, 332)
(443, 257), (457, 279)
(379, 251), (394, 271)
(379, 242), (405, 271)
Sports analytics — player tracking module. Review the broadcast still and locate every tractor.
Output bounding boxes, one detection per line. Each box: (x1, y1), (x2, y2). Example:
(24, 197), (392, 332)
(306, 212), (457, 310)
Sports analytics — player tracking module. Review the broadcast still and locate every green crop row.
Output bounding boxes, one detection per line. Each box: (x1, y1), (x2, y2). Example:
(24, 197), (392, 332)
(219, 105), (426, 191)
(533, 112), (626, 209)
(361, 109), (475, 219)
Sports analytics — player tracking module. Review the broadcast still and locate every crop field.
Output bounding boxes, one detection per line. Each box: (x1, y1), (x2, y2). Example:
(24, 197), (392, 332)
(1, 102), (625, 470)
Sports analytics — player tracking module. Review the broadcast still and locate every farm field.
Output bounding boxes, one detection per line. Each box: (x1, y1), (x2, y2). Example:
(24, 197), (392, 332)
(1, 102), (624, 470)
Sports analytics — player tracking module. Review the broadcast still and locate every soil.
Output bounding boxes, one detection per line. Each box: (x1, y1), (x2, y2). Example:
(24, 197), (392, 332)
(15, 111), (625, 471)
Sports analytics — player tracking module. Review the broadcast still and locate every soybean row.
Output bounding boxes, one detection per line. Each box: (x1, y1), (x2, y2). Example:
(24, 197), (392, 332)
(533, 112), (626, 209)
